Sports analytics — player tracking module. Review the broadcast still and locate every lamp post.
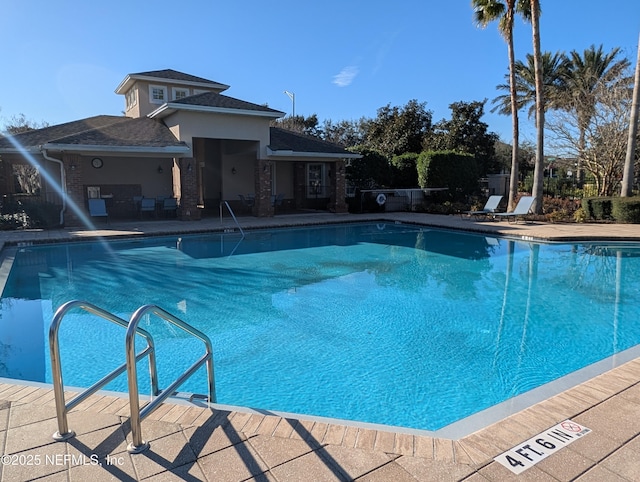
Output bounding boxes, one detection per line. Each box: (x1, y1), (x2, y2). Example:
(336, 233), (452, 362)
(283, 90), (295, 117)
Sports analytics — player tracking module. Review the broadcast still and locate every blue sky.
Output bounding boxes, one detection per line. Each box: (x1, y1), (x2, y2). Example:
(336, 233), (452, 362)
(1, 0), (639, 145)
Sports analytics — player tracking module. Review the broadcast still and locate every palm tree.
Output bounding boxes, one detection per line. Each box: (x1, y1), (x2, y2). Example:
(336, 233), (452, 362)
(564, 45), (631, 185)
(472, 0), (529, 210)
(528, 0), (545, 214)
(492, 51), (570, 119)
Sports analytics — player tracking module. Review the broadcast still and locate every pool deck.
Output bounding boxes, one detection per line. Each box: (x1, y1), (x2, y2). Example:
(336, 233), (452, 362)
(1, 212), (640, 481)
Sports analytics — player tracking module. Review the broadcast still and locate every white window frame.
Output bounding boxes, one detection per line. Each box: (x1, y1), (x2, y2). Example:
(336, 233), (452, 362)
(307, 163), (326, 198)
(172, 87), (189, 101)
(149, 85), (167, 104)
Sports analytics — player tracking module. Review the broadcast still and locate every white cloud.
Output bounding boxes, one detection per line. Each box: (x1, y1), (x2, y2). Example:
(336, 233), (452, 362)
(332, 66), (359, 87)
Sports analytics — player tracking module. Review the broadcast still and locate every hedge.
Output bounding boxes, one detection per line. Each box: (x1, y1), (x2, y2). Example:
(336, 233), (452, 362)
(582, 197), (640, 223)
(417, 151), (478, 199)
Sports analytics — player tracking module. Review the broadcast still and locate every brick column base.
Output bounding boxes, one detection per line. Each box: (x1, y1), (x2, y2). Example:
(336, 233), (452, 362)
(178, 157), (201, 221)
(329, 160), (348, 213)
(255, 159), (273, 217)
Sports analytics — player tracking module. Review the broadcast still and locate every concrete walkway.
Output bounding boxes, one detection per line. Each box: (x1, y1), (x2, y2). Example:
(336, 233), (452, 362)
(1, 212), (640, 481)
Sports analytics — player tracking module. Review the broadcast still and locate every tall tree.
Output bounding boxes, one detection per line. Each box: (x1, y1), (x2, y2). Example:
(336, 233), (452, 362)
(621, 34), (640, 197)
(365, 100), (432, 159)
(492, 51), (570, 119)
(270, 114), (322, 138)
(472, 0), (528, 209)
(425, 100), (499, 176)
(528, 0), (545, 214)
(2, 113), (49, 134)
(565, 45), (631, 185)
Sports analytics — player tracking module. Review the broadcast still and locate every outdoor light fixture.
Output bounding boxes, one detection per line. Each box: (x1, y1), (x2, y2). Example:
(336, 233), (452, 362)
(187, 163), (193, 172)
(70, 164), (76, 171)
(231, 167), (237, 175)
(283, 90), (295, 117)
(157, 165), (163, 174)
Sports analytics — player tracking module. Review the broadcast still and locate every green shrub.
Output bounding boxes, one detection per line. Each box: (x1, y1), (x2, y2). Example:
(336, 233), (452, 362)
(390, 152), (419, 188)
(582, 197), (613, 220)
(0, 200), (61, 229)
(417, 151), (478, 200)
(573, 207), (587, 223)
(611, 198), (640, 223)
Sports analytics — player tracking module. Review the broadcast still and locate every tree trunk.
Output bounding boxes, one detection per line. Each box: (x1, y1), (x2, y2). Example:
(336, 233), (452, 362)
(506, 8), (520, 211)
(529, 0), (545, 214)
(621, 33), (640, 197)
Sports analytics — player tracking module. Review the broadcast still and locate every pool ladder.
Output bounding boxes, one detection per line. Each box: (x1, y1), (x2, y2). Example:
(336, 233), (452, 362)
(49, 300), (216, 453)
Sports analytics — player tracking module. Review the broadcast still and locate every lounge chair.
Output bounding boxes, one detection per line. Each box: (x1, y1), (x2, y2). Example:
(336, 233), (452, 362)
(162, 198), (178, 217)
(463, 195), (503, 219)
(492, 196), (535, 223)
(139, 198), (156, 219)
(88, 198), (108, 223)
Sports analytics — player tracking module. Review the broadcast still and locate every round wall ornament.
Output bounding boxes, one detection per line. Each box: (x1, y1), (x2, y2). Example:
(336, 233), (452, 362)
(91, 158), (103, 169)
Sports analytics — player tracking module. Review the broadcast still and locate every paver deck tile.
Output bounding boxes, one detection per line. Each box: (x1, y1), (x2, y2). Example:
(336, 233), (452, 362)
(254, 415), (281, 437)
(196, 441), (271, 482)
(354, 428), (377, 451)
(600, 441), (640, 481)
(320, 444), (394, 480)
(340, 425), (359, 449)
(271, 417), (296, 439)
(374, 430), (397, 454)
(322, 423), (346, 446)
(356, 461), (418, 481)
(248, 434), (316, 469)
(573, 465), (629, 481)
(129, 430), (197, 480)
(394, 433), (415, 456)
(434, 437), (455, 462)
(395, 454), (476, 482)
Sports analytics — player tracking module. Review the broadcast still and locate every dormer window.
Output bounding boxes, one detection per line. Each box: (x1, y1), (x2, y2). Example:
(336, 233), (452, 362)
(172, 87), (189, 100)
(149, 85), (167, 104)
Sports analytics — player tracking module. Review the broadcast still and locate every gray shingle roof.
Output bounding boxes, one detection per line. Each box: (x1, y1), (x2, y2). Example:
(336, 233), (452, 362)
(269, 127), (357, 155)
(130, 69), (223, 86)
(173, 92), (283, 115)
(0, 115), (187, 150)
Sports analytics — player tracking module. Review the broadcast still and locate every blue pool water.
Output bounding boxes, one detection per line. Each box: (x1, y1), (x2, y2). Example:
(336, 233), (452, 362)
(2, 222), (640, 431)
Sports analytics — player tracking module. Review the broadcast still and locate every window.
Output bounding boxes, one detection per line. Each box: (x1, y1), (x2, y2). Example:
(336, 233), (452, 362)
(172, 87), (189, 100)
(125, 89), (137, 109)
(307, 163), (326, 198)
(149, 85), (167, 104)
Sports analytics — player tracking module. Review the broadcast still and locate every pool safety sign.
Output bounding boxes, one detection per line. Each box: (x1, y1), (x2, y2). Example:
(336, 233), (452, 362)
(494, 420), (591, 474)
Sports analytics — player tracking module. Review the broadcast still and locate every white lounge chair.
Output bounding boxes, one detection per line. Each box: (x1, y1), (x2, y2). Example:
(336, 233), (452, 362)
(463, 195), (503, 219)
(88, 198), (109, 222)
(492, 196), (535, 223)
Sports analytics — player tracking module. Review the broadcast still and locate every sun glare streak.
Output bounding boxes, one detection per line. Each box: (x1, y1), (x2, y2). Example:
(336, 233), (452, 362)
(2, 132), (116, 255)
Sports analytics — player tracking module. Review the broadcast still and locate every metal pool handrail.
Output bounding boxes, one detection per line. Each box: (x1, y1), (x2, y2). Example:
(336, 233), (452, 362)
(49, 300), (159, 441)
(125, 304), (216, 453)
(220, 200), (245, 237)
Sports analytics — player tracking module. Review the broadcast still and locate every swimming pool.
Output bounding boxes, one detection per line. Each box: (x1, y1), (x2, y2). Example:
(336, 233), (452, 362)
(1, 222), (640, 433)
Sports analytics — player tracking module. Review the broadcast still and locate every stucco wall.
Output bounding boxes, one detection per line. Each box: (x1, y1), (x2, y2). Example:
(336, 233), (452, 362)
(163, 111), (272, 158)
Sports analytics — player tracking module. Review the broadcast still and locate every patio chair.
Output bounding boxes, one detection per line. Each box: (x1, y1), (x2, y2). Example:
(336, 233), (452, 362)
(88, 199), (109, 223)
(272, 193), (284, 213)
(139, 198), (156, 219)
(463, 195), (503, 219)
(238, 194), (255, 213)
(492, 196), (535, 224)
(162, 197), (178, 217)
